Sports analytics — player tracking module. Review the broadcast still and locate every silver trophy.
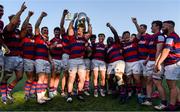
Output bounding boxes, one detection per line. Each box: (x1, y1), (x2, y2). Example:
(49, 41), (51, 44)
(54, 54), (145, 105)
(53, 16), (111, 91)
(75, 12), (88, 32)
(77, 12), (87, 24)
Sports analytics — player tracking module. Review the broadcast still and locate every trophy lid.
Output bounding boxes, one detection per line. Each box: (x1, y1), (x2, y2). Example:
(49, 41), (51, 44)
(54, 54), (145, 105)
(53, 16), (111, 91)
(78, 12), (87, 20)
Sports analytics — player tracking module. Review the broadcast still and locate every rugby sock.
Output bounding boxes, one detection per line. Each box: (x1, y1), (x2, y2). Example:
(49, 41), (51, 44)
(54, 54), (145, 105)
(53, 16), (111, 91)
(0, 82), (7, 98)
(168, 104), (176, 111)
(24, 81), (32, 96)
(84, 81), (89, 91)
(101, 85), (105, 90)
(36, 83), (43, 99)
(78, 90), (83, 96)
(49, 87), (54, 92)
(68, 92), (72, 97)
(143, 87), (146, 95)
(42, 83), (48, 92)
(136, 83), (142, 96)
(30, 81), (37, 95)
(94, 86), (98, 91)
(7, 84), (15, 94)
(176, 101), (180, 106)
(127, 83), (132, 96)
(119, 85), (126, 95)
(54, 87), (57, 92)
(108, 78), (113, 90)
(146, 97), (152, 102)
(132, 84), (136, 95)
(161, 100), (167, 106)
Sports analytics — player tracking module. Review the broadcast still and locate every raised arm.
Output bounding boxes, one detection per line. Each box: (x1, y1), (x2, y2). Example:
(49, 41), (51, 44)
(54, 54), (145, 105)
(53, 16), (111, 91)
(106, 22), (119, 44)
(84, 17), (92, 40)
(131, 17), (141, 34)
(60, 9), (68, 34)
(35, 12), (47, 36)
(20, 11), (34, 38)
(68, 13), (78, 36)
(6, 2), (27, 32)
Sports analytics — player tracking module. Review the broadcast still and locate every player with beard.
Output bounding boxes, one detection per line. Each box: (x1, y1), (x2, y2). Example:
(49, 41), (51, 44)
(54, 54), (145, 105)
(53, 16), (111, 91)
(34, 12), (52, 104)
(21, 11), (36, 101)
(155, 21), (180, 111)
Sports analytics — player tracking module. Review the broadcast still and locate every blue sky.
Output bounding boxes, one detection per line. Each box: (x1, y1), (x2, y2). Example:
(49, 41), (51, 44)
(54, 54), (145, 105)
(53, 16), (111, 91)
(1, 0), (180, 41)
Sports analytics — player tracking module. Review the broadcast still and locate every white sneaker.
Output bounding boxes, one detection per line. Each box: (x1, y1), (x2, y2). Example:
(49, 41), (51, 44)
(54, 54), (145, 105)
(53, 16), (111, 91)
(107, 90), (112, 95)
(100, 89), (105, 97)
(66, 96), (72, 103)
(37, 98), (46, 104)
(37, 92), (46, 104)
(1, 97), (7, 105)
(84, 90), (90, 96)
(94, 90), (98, 98)
(61, 92), (67, 98)
(42, 96), (51, 101)
(142, 100), (152, 106)
(7, 93), (14, 103)
(49, 92), (54, 98)
(154, 103), (167, 110)
(53, 91), (58, 96)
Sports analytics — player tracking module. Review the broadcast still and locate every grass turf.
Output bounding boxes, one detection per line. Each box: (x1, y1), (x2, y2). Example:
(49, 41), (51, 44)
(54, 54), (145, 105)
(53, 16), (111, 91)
(0, 74), (179, 111)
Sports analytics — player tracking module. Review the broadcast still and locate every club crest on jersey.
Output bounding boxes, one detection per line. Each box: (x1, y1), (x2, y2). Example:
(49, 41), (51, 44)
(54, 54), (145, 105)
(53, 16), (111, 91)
(96, 47), (105, 50)
(149, 41), (154, 45)
(123, 44), (133, 49)
(138, 40), (146, 44)
(77, 40), (85, 43)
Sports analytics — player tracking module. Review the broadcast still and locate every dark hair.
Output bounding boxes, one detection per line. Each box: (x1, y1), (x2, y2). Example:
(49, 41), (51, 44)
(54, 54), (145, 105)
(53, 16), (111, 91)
(28, 23), (32, 26)
(131, 33), (137, 37)
(140, 24), (147, 30)
(78, 23), (85, 29)
(98, 33), (105, 37)
(122, 31), (130, 37)
(41, 26), (48, 31)
(54, 27), (60, 32)
(8, 14), (15, 21)
(90, 34), (97, 40)
(152, 20), (162, 30)
(0, 4), (4, 8)
(163, 20), (175, 27)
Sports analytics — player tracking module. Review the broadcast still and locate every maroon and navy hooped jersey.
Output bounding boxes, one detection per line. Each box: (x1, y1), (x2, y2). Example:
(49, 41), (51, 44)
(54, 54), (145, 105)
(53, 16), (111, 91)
(22, 34), (35, 60)
(164, 32), (180, 66)
(50, 37), (63, 60)
(138, 33), (151, 60)
(3, 27), (22, 56)
(69, 36), (86, 59)
(106, 43), (124, 63)
(62, 34), (70, 55)
(148, 32), (165, 61)
(122, 38), (139, 62)
(92, 42), (106, 61)
(35, 35), (50, 61)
